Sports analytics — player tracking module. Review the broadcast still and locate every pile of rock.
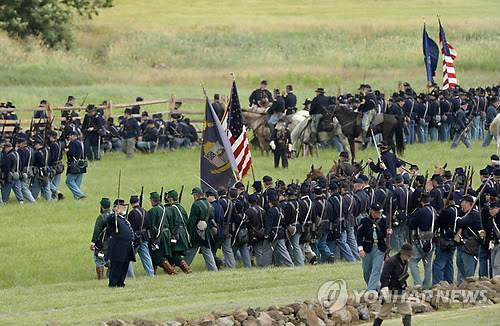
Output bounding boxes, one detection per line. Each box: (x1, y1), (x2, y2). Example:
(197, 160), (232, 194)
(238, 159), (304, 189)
(100, 276), (500, 326)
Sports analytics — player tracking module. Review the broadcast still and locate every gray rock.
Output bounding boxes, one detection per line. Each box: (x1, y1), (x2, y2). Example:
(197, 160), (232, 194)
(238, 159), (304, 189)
(164, 321), (182, 326)
(256, 312), (276, 326)
(266, 310), (286, 321)
(296, 306), (322, 326)
(134, 320), (159, 326)
(345, 305), (359, 323)
(330, 307), (351, 325)
(216, 317), (235, 326)
(242, 316), (258, 326)
(234, 309), (249, 322)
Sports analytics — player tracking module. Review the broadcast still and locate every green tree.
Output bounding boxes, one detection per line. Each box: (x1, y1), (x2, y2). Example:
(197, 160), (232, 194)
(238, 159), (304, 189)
(0, 0), (112, 49)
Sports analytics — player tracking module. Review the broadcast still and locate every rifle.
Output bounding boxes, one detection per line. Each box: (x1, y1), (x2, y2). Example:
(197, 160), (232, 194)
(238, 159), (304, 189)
(80, 93), (89, 107)
(385, 195), (393, 261)
(139, 186), (144, 207)
(245, 181), (249, 194)
(179, 185), (184, 203)
(160, 186), (164, 204)
(117, 169), (122, 199)
(444, 172), (458, 207)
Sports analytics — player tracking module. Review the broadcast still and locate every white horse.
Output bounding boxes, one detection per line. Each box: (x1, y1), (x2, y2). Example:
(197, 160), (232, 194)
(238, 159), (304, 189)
(290, 110), (350, 157)
(489, 113), (500, 153)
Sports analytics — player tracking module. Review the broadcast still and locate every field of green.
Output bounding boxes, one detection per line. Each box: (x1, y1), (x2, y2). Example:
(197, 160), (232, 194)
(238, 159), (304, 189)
(1, 0), (499, 324)
(0, 142), (497, 325)
(1, 0), (500, 110)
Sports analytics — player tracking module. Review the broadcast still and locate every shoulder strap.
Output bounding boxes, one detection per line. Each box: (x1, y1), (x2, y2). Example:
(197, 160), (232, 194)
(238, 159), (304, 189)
(156, 206), (166, 238)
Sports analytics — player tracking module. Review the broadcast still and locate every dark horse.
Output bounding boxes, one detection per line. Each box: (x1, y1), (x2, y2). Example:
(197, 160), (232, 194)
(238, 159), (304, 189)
(333, 105), (405, 161)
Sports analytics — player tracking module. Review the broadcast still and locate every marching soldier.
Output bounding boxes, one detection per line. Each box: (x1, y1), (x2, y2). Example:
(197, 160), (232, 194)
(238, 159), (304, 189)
(408, 193), (435, 290)
(298, 183), (318, 264)
(65, 130), (87, 200)
(451, 100), (472, 149)
(106, 199), (135, 287)
(454, 195), (481, 283)
(186, 187), (218, 271)
(484, 201), (500, 276)
(263, 188), (294, 267)
(16, 134), (36, 203)
(328, 182), (356, 262)
(373, 244), (414, 326)
(314, 185), (336, 263)
(246, 193), (266, 267)
(90, 198), (111, 280)
(281, 185), (304, 266)
(31, 137), (51, 201)
(357, 203), (392, 291)
(432, 196), (459, 285)
(127, 195), (154, 278)
(147, 192), (176, 275)
(391, 175), (411, 251)
(230, 199), (252, 268)
(429, 174), (444, 212)
(47, 130), (65, 200)
(166, 190), (193, 274)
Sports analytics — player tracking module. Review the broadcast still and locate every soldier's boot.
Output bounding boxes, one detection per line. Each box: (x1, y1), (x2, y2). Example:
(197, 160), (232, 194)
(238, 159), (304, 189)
(402, 315), (411, 326)
(372, 318), (383, 326)
(96, 266), (105, 280)
(160, 260), (177, 275)
(179, 260), (193, 274)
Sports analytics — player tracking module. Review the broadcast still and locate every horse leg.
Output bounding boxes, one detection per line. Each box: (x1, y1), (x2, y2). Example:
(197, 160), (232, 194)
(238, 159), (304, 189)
(348, 137), (356, 163)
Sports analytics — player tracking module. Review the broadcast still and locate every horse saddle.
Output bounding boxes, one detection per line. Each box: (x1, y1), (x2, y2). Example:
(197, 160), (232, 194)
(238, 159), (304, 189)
(371, 113), (384, 127)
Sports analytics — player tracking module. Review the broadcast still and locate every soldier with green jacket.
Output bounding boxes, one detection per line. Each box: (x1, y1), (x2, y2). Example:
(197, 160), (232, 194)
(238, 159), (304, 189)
(185, 187), (218, 271)
(147, 191), (176, 275)
(90, 198), (111, 280)
(166, 189), (192, 273)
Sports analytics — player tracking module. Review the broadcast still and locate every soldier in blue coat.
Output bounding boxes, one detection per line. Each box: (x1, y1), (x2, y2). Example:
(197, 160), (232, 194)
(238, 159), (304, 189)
(357, 203), (392, 291)
(106, 199), (135, 287)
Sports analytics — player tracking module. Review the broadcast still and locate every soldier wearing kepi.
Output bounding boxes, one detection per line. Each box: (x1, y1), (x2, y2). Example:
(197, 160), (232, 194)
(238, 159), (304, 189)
(121, 108), (141, 159)
(127, 195), (154, 278)
(246, 193), (266, 267)
(270, 120), (292, 169)
(165, 189), (193, 274)
(47, 130), (65, 200)
(31, 137), (51, 201)
(90, 198), (111, 280)
(373, 244), (413, 326)
(65, 130), (87, 200)
(263, 188), (294, 267)
(408, 193), (435, 290)
(484, 201), (500, 276)
(455, 194), (481, 282)
(147, 191), (176, 275)
(106, 199), (135, 287)
(185, 187), (218, 271)
(357, 203), (392, 291)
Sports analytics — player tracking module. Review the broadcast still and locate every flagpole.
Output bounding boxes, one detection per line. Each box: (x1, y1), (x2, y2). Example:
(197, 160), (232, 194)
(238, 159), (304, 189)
(202, 83), (241, 183)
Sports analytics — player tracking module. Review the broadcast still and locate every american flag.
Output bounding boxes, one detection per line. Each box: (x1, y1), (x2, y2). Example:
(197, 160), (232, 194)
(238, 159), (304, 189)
(439, 19), (458, 89)
(222, 80), (253, 179)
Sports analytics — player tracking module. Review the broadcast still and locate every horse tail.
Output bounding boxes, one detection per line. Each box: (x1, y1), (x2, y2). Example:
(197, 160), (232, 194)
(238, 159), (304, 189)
(395, 117), (405, 155)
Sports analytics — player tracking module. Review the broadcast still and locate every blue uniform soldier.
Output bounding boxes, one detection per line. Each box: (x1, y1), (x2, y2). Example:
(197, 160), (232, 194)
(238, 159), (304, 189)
(357, 203), (392, 291)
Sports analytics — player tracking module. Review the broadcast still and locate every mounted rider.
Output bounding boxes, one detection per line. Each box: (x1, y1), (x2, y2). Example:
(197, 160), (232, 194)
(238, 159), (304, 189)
(268, 88), (286, 134)
(249, 80), (273, 108)
(310, 87), (330, 141)
(358, 84), (378, 144)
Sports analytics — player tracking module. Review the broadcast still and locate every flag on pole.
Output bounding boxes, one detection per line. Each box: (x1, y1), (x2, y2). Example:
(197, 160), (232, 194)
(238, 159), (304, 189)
(222, 80), (253, 179)
(422, 22), (439, 87)
(200, 96), (238, 192)
(438, 19), (458, 89)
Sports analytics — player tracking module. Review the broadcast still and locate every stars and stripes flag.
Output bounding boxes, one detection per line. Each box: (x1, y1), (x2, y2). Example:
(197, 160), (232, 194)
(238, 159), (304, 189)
(222, 80), (253, 179)
(439, 19), (458, 89)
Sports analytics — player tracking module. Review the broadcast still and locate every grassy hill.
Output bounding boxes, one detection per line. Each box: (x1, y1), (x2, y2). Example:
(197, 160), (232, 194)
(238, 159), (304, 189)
(1, 0), (500, 109)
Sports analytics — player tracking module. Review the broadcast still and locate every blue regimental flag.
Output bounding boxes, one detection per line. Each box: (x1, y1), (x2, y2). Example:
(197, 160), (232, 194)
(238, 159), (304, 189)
(200, 96), (238, 192)
(422, 23), (439, 86)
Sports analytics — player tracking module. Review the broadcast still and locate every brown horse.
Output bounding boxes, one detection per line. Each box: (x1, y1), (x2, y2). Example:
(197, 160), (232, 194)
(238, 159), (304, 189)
(306, 164), (325, 181)
(242, 109), (271, 154)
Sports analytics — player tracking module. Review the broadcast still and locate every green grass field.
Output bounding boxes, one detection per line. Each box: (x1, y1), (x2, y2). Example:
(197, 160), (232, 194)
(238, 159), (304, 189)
(0, 142), (496, 325)
(1, 0), (499, 324)
(1, 0), (500, 110)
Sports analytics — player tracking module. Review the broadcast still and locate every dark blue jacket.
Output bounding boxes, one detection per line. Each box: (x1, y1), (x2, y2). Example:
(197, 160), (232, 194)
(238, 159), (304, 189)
(106, 214), (136, 263)
(356, 215), (388, 253)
